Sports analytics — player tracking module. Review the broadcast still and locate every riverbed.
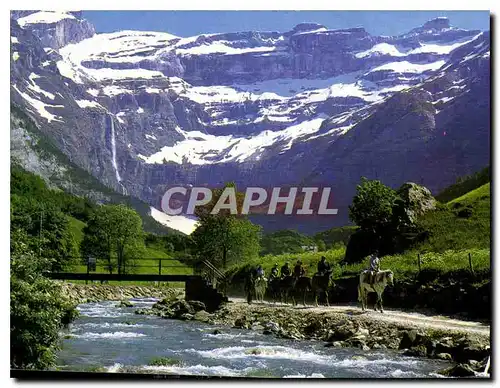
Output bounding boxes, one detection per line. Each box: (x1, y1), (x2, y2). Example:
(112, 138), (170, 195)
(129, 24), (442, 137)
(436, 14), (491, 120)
(56, 298), (452, 378)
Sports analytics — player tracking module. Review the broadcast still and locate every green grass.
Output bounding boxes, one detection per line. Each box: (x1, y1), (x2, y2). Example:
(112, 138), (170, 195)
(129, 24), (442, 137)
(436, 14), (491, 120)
(416, 183), (490, 253)
(68, 216), (85, 248)
(435, 166), (490, 203)
(448, 182), (490, 205)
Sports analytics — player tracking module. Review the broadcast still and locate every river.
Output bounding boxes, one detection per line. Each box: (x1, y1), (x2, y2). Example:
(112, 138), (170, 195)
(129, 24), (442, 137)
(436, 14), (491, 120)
(56, 298), (452, 378)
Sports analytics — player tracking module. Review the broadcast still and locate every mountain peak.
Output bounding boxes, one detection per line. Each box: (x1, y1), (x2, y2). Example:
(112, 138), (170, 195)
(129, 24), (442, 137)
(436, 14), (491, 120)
(421, 17), (451, 31)
(291, 22), (327, 33)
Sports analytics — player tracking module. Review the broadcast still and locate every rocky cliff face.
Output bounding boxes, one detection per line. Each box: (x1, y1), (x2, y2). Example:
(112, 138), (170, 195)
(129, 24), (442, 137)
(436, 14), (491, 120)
(10, 11), (490, 233)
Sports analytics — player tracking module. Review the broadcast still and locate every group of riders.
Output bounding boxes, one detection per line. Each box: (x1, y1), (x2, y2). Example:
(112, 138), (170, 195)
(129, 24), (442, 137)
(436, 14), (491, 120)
(250, 250), (381, 286)
(244, 250), (391, 310)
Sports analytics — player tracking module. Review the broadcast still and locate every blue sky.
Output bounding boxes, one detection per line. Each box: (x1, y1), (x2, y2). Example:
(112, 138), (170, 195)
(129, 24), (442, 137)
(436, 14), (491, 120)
(83, 11), (490, 37)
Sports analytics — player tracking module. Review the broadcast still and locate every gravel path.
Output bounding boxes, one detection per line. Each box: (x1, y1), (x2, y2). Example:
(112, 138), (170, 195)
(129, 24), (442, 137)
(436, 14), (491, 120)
(229, 297), (490, 337)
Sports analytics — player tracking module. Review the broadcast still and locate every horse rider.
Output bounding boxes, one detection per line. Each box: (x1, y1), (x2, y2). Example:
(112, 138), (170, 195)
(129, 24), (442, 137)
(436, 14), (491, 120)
(280, 262), (291, 278)
(270, 263), (279, 280)
(367, 250), (381, 286)
(317, 256), (331, 276)
(293, 259), (306, 278)
(256, 264), (265, 279)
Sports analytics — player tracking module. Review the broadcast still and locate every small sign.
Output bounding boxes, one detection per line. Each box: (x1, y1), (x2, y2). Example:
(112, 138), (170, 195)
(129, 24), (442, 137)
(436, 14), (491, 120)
(87, 257), (96, 272)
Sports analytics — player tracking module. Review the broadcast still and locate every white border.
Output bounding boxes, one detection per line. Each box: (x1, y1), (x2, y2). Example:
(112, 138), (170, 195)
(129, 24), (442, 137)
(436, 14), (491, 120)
(2, 2), (496, 388)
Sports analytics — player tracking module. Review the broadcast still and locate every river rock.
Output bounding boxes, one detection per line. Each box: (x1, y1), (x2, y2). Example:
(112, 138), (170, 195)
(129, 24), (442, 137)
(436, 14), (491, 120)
(439, 363), (476, 377)
(234, 317), (249, 329)
(264, 321), (280, 333)
(455, 345), (490, 363)
(327, 326), (356, 342)
(435, 353), (453, 361)
(117, 300), (133, 308)
(188, 301), (207, 312)
(399, 329), (418, 349)
(251, 324), (264, 331)
(180, 313), (194, 321)
(193, 310), (212, 323)
(403, 345), (428, 357)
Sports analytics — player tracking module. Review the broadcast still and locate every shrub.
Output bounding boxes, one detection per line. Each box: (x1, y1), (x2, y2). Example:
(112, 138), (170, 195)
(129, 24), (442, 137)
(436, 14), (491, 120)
(10, 229), (78, 369)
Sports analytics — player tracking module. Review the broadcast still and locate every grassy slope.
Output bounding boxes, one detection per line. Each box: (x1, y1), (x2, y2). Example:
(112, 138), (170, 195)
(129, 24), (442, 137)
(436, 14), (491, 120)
(416, 183), (490, 253)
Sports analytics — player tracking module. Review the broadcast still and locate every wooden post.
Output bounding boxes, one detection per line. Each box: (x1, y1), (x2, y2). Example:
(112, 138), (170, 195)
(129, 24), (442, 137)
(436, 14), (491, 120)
(417, 253), (422, 272)
(86, 259), (90, 285)
(159, 259), (162, 275)
(469, 253), (474, 275)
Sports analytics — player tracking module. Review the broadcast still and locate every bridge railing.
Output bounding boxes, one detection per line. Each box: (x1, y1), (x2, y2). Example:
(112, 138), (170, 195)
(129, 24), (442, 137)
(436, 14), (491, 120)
(193, 260), (227, 295)
(59, 257), (194, 278)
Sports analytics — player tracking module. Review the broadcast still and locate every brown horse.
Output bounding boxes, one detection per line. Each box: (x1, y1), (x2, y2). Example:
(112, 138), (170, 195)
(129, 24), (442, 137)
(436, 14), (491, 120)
(293, 276), (312, 306)
(279, 276), (296, 304)
(311, 269), (333, 306)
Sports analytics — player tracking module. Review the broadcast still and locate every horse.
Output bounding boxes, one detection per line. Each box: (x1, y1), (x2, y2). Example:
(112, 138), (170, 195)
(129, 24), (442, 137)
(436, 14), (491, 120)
(279, 276), (296, 304)
(293, 276), (312, 306)
(357, 269), (394, 313)
(244, 273), (255, 304)
(254, 277), (267, 303)
(267, 276), (281, 304)
(311, 269), (333, 306)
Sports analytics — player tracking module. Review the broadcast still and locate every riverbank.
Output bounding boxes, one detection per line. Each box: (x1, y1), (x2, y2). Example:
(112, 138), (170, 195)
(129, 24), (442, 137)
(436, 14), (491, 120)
(61, 283), (184, 305)
(137, 297), (491, 378)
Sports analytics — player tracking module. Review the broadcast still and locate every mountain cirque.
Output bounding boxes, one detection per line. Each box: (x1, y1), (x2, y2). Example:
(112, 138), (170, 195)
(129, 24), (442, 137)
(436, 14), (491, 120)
(10, 12), (490, 233)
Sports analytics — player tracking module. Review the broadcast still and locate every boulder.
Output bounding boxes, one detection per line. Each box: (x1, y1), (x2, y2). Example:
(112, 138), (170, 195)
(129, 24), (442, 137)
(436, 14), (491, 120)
(193, 310), (212, 323)
(403, 345), (428, 357)
(436, 353), (453, 361)
(188, 301), (207, 312)
(399, 329), (418, 349)
(264, 321), (280, 333)
(327, 325), (357, 342)
(180, 313), (194, 321)
(439, 363), (476, 377)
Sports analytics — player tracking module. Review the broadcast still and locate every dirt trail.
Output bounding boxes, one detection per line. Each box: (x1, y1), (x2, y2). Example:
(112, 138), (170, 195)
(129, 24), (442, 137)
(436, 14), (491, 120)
(228, 297), (490, 337)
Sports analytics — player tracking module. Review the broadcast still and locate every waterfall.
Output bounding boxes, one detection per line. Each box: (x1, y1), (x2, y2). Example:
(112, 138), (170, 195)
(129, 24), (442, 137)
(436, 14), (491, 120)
(109, 115), (122, 182)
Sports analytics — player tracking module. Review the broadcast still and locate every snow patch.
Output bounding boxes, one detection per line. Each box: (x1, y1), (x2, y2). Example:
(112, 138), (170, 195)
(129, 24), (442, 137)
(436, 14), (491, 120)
(13, 85), (63, 123)
(149, 207), (198, 235)
(139, 117), (326, 165)
(369, 60), (446, 74)
(17, 11), (75, 27)
(87, 88), (100, 97)
(76, 99), (103, 109)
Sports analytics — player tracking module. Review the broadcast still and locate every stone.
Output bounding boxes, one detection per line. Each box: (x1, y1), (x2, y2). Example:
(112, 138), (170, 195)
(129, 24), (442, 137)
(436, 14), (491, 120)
(403, 345), (428, 357)
(399, 329), (418, 349)
(234, 317), (248, 329)
(264, 321), (280, 333)
(439, 363), (476, 377)
(180, 313), (194, 321)
(188, 300), (207, 312)
(193, 310), (212, 323)
(436, 353), (453, 361)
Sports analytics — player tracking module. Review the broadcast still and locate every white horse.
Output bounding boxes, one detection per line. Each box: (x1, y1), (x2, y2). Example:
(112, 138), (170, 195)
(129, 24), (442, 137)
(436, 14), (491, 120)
(358, 270), (394, 313)
(254, 277), (268, 303)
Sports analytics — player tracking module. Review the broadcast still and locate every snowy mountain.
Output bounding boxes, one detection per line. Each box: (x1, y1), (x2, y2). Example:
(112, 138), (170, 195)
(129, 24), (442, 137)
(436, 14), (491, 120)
(10, 11), (490, 233)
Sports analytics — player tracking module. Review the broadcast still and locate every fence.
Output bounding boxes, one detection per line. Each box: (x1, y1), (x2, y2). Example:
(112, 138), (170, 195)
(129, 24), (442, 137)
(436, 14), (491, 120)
(66, 257), (194, 277)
